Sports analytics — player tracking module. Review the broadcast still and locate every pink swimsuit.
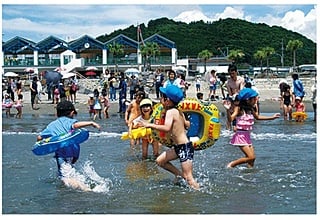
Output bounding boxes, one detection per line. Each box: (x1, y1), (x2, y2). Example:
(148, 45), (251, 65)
(230, 113), (254, 146)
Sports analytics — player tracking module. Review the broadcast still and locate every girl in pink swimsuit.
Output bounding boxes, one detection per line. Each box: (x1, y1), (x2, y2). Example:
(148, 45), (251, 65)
(227, 88), (280, 168)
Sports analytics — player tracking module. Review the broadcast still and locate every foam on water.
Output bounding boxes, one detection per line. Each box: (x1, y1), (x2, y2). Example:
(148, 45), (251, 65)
(219, 129), (316, 141)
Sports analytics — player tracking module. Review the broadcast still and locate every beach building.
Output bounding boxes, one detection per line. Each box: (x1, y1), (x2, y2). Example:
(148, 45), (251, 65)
(2, 34), (177, 77)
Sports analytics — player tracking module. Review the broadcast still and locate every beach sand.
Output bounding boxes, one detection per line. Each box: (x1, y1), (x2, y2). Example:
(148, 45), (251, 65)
(11, 77), (314, 116)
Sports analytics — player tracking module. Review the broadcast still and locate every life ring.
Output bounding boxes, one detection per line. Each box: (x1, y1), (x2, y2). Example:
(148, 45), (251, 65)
(292, 112), (308, 121)
(121, 127), (152, 140)
(151, 98), (221, 150)
(32, 128), (89, 156)
(2, 103), (13, 108)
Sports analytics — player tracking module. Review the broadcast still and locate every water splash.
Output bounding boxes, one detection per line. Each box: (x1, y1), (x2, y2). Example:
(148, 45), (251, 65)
(81, 160), (113, 193)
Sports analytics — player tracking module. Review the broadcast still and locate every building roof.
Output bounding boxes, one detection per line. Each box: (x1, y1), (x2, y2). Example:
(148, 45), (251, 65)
(3, 36), (38, 54)
(106, 34), (138, 49)
(36, 36), (69, 53)
(145, 34), (175, 49)
(68, 35), (106, 52)
(2, 33), (175, 54)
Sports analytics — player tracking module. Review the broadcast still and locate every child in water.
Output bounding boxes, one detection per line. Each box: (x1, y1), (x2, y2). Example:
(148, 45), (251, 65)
(13, 93), (23, 118)
(139, 85), (199, 189)
(280, 84), (293, 120)
(36, 100), (101, 191)
(227, 88), (280, 168)
(125, 91), (145, 146)
(2, 93), (13, 117)
(87, 94), (95, 119)
(131, 98), (160, 160)
(293, 96), (306, 122)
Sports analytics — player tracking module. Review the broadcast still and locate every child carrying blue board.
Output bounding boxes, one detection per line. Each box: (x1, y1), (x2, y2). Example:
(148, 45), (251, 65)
(35, 100), (101, 191)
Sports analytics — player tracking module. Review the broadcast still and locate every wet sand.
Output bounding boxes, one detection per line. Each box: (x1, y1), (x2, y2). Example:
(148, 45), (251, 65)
(5, 76), (314, 117)
(13, 89), (313, 117)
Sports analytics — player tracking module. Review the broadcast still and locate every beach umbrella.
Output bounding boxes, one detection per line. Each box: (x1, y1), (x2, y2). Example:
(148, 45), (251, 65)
(24, 67), (34, 73)
(124, 68), (140, 77)
(125, 68), (140, 74)
(62, 72), (76, 79)
(85, 71), (96, 76)
(4, 72), (18, 77)
(86, 66), (98, 71)
(43, 70), (62, 84)
(173, 66), (187, 73)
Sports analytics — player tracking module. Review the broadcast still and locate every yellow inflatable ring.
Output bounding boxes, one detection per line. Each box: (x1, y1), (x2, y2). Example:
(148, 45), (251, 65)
(151, 98), (221, 150)
(121, 127), (152, 140)
(292, 112), (307, 121)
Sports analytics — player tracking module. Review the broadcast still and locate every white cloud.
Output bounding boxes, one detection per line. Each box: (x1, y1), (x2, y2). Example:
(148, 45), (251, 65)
(174, 10), (212, 23)
(2, 5), (317, 43)
(2, 16), (130, 41)
(173, 6), (316, 42)
(213, 6), (245, 20)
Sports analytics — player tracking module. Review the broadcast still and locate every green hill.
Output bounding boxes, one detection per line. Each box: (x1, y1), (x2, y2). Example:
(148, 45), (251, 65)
(97, 17), (316, 67)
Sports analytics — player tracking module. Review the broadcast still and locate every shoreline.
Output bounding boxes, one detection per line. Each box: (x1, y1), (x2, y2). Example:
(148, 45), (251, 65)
(3, 89), (315, 117)
(2, 77), (315, 117)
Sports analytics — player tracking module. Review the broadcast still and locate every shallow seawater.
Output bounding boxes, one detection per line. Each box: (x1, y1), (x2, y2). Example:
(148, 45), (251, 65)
(2, 111), (317, 214)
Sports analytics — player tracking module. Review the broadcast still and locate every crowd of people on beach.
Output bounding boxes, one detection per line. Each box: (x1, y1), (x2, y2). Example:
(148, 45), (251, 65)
(3, 64), (317, 191)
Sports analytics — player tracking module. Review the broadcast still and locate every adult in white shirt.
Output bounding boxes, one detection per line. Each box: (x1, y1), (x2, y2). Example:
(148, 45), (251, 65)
(36, 79), (43, 103)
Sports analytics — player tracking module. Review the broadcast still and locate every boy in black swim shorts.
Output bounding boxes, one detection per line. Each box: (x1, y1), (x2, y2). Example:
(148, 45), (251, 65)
(139, 84), (199, 189)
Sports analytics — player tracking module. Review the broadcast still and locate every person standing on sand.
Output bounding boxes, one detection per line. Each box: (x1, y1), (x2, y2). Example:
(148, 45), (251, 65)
(30, 76), (39, 110)
(208, 69), (218, 101)
(227, 88), (280, 168)
(118, 74), (127, 113)
(155, 69), (165, 99)
(6, 78), (15, 102)
(139, 85), (200, 189)
(195, 75), (201, 92)
(128, 75), (139, 101)
(36, 78), (43, 103)
(163, 70), (179, 88)
(70, 76), (78, 104)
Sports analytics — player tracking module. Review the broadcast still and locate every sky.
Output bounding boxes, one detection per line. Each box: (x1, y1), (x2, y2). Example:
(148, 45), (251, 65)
(1, 1), (318, 44)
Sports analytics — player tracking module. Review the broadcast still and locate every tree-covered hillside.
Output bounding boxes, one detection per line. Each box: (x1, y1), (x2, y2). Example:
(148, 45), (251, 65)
(97, 17), (316, 67)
